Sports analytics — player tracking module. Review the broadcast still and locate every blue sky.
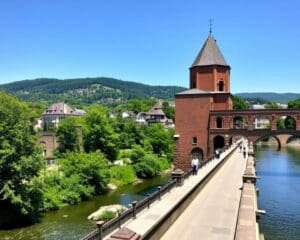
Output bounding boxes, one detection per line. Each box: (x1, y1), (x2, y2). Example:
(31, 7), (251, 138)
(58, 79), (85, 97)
(0, 0), (299, 93)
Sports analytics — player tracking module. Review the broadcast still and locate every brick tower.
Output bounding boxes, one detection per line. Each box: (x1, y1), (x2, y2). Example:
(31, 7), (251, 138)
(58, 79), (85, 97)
(174, 33), (233, 171)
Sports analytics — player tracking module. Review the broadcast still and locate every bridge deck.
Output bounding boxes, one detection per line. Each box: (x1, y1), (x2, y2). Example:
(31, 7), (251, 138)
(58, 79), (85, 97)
(104, 145), (246, 240)
(161, 149), (247, 240)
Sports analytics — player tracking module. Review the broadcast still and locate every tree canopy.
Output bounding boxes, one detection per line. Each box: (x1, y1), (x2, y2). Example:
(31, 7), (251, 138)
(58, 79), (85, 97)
(288, 98), (300, 109)
(0, 92), (44, 227)
(84, 104), (119, 160)
(232, 96), (249, 110)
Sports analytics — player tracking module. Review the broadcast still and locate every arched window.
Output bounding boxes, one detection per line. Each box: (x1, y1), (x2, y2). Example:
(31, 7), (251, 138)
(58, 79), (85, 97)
(191, 147), (204, 161)
(218, 81), (224, 92)
(216, 117), (223, 128)
(213, 135), (225, 150)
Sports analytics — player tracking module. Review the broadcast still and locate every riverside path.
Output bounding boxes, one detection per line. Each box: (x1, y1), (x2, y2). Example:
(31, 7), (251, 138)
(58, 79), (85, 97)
(161, 148), (247, 240)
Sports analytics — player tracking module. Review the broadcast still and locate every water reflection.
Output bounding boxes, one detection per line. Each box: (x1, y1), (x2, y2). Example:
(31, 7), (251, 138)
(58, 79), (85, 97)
(255, 145), (300, 240)
(0, 174), (170, 240)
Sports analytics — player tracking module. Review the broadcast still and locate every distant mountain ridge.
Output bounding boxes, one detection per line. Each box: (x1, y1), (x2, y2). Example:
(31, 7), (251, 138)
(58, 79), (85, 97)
(235, 92), (300, 104)
(0, 77), (299, 105)
(0, 77), (187, 105)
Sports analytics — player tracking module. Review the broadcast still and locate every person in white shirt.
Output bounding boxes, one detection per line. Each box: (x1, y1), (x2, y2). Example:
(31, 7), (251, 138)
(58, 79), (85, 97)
(191, 157), (199, 176)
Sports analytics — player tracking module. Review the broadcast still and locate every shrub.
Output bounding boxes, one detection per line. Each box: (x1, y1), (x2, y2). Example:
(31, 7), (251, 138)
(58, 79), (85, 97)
(43, 171), (94, 211)
(110, 165), (136, 186)
(130, 145), (146, 164)
(96, 210), (116, 221)
(133, 154), (160, 178)
(58, 151), (110, 194)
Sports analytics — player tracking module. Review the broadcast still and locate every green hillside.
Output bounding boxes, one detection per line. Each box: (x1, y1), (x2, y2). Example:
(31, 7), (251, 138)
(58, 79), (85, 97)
(235, 92), (300, 104)
(0, 77), (187, 106)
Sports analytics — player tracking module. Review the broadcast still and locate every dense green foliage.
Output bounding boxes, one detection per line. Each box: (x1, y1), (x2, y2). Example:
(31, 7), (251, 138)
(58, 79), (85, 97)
(288, 98), (300, 109)
(84, 105), (120, 161)
(232, 96), (249, 110)
(0, 93), (175, 227)
(0, 92), (44, 227)
(145, 124), (174, 157)
(114, 118), (145, 149)
(133, 153), (170, 178)
(236, 93), (300, 104)
(43, 151), (110, 211)
(0, 77), (186, 106)
(277, 116), (296, 129)
(58, 152), (110, 194)
(113, 99), (157, 114)
(43, 171), (93, 211)
(264, 103), (281, 109)
(96, 210), (116, 221)
(162, 101), (175, 121)
(109, 165), (136, 186)
(56, 117), (80, 153)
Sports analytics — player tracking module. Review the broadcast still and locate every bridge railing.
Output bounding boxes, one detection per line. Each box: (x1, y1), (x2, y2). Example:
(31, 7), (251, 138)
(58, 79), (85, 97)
(80, 146), (232, 240)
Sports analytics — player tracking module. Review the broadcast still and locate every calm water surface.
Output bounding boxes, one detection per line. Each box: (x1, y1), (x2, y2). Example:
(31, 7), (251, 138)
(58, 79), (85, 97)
(0, 175), (170, 240)
(255, 145), (300, 240)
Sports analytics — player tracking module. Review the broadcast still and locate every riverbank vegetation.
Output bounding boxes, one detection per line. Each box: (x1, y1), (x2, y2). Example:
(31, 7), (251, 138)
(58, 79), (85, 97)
(0, 92), (174, 228)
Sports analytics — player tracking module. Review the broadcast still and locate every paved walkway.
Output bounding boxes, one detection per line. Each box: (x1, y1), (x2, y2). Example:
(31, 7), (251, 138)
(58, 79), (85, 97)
(105, 145), (246, 240)
(161, 149), (247, 240)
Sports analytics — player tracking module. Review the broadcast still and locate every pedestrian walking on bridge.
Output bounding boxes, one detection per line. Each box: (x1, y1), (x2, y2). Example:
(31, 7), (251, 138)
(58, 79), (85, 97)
(192, 156), (199, 176)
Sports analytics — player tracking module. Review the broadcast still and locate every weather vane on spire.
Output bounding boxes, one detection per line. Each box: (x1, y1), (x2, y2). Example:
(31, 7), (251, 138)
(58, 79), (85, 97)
(209, 18), (213, 34)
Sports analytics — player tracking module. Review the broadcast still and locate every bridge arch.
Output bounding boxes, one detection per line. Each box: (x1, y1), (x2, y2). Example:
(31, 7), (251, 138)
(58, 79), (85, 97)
(232, 116), (248, 129)
(253, 134), (281, 150)
(277, 115), (296, 130)
(286, 135), (300, 145)
(252, 115), (271, 129)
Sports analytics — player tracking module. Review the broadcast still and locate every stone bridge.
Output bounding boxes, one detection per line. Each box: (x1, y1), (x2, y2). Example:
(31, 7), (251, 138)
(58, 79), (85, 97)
(209, 109), (300, 153)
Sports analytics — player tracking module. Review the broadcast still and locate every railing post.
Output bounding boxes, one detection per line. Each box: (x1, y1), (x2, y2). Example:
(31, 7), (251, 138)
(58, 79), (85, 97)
(132, 201), (137, 219)
(117, 211), (121, 229)
(96, 221), (105, 240)
(167, 180), (171, 193)
(172, 169), (184, 186)
(147, 193), (151, 208)
(157, 186), (162, 200)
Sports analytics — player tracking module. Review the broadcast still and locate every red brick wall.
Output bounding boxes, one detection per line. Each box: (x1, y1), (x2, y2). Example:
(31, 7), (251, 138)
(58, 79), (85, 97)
(174, 95), (212, 171)
(190, 66), (230, 92)
(212, 94), (233, 110)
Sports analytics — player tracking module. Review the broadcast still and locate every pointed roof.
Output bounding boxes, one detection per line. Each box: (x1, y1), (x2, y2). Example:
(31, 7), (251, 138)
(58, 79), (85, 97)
(191, 34), (229, 68)
(43, 102), (82, 115)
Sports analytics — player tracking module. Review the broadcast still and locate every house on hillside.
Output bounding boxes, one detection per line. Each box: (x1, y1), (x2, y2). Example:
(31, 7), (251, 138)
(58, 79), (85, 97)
(135, 112), (147, 124)
(145, 100), (174, 127)
(37, 102), (85, 163)
(40, 102), (85, 130)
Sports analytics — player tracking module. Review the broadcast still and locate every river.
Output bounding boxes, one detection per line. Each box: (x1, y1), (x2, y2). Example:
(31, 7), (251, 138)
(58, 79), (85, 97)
(255, 145), (300, 240)
(0, 175), (170, 240)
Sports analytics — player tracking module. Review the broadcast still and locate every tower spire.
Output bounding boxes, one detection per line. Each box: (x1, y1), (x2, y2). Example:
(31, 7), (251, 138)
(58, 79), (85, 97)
(209, 18), (213, 35)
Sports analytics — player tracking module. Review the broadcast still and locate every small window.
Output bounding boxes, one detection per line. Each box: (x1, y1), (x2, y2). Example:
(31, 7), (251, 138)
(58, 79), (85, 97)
(192, 137), (197, 144)
(216, 117), (223, 128)
(218, 81), (224, 92)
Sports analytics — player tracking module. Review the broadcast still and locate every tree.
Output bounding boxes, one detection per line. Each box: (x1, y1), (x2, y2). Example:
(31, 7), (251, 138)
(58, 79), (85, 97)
(265, 103), (281, 109)
(84, 105), (119, 161)
(288, 98), (300, 109)
(58, 151), (110, 194)
(162, 101), (175, 121)
(145, 124), (174, 157)
(232, 96), (249, 110)
(56, 117), (80, 153)
(0, 92), (44, 227)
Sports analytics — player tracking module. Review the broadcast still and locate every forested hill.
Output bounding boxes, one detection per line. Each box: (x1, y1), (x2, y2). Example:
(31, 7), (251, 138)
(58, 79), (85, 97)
(0, 77), (187, 105)
(236, 92), (300, 104)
